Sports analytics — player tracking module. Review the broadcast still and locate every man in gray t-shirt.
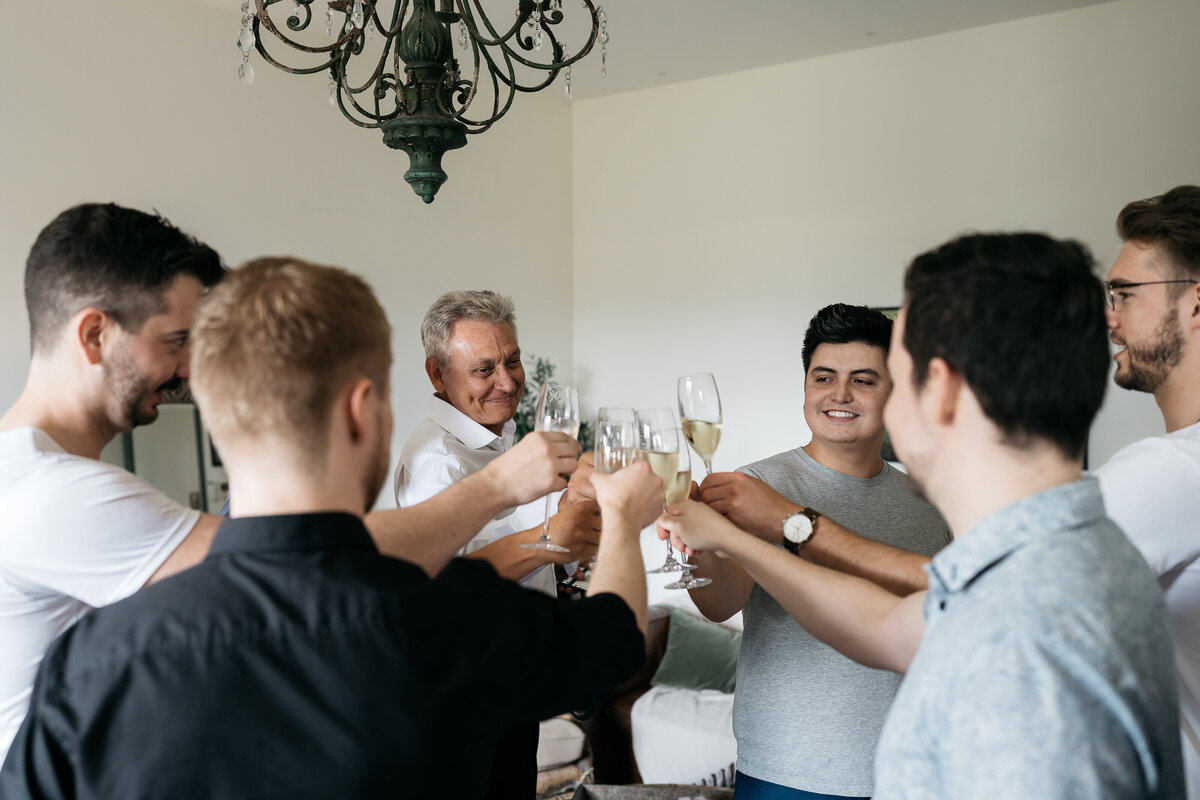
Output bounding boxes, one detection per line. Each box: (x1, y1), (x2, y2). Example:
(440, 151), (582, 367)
(690, 304), (949, 799)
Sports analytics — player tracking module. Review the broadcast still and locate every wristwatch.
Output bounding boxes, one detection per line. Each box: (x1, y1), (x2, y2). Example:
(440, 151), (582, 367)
(781, 507), (821, 554)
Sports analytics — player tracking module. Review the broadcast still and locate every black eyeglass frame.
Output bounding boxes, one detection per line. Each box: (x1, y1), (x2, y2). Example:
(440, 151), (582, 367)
(1104, 279), (1200, 310)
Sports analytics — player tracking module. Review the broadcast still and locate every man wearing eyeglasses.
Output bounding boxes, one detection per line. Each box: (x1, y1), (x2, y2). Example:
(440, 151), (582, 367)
(1094, 185), (1200, 797)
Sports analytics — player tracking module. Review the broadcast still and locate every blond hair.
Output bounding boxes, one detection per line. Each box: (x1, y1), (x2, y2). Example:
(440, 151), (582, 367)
(191, 257), (392, 459)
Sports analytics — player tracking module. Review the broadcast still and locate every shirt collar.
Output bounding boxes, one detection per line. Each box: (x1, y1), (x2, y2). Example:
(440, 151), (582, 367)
(925, 477), (1105, 596)
(208, 512), (379, 558)
(427, 394), (515, 451)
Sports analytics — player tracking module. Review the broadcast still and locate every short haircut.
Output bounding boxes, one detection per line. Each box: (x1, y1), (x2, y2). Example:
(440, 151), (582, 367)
(902, 233), (1108, 460)
(801, 303), (894, 374)
(24, 203), (224, 354)
(190, 257), (392, 460)
(420, 290), (517, 365)
(1116, 185), (1200, 289)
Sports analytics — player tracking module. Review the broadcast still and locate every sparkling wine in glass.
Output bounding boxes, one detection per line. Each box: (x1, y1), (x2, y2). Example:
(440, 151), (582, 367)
(520, 383), (578, 552)
(665, 429), (711, 590)
(594, 407), (637, 475)
(589, 407), (636, 572)
(679, 373), (723, 476)
(636, 408), (692, 575)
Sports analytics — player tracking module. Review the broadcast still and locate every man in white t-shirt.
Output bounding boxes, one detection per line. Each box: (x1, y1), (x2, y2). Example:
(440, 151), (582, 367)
(0, 203), (225, 762)
(0, 207), (585, 767)
(1092, 185), (1200, 797)
(394, 290), (599, 799)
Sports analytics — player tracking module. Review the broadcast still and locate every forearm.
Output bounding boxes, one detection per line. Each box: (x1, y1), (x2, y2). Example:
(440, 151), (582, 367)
(464, 526), (555, 581)
(364, 468), (512, 574)
(802, 518), (933, 595)
(717, 530), (921, 673)
(685, 549), (754, 623)
(587, 524), (648, 635)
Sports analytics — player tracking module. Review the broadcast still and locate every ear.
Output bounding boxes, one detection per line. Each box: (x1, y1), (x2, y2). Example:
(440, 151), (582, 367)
(425, 357), (447, 394)
(1186, 281), (1200, 328)
(921, 357), (965, 427)
(73, 308), (111, 366)
(344, 377), (377, 446)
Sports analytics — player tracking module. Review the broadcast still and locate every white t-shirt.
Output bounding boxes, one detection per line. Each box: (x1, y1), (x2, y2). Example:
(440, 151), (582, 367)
(1095, 420), (1200, 798)
(0, 427), (198, 760)
(393, 396), (564, 595)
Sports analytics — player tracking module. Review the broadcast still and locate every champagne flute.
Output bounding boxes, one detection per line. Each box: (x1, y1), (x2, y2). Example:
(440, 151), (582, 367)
(665, 430), (711, 590)
(679, 373), (723, 476)
(636, 408), (692, 575)
(588, 407), (637, 572)
(520, 383), (578, 552)
(594, 407), (637, 475)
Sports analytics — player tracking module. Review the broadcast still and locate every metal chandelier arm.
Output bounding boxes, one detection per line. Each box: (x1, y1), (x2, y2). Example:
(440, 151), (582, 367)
(239, 0), (607, 203)
(459, 0), (599, 73)
(254, 0), (350, 56)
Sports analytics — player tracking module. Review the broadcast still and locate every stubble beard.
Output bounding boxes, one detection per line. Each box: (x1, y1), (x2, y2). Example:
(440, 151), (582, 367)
(1115, 308), (1184, 394)
(103, 349), (180, 430)
(361, 423), (390, 513)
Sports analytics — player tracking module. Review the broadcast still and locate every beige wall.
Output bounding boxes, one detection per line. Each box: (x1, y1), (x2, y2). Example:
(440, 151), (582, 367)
(4, 0), (1198, 511)
(0, 0), (575, 506)
(572, 0), (1200, 472)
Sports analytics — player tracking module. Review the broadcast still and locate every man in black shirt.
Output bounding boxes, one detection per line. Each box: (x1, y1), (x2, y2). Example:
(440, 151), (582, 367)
(0, 257), (659, 799)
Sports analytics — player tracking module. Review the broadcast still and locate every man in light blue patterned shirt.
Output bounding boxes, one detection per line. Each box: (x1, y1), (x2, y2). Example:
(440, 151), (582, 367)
(660, 232), (1183, 798)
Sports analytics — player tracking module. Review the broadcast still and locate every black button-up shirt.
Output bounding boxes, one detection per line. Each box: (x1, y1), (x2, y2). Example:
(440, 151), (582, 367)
(0, 513), (644, 798)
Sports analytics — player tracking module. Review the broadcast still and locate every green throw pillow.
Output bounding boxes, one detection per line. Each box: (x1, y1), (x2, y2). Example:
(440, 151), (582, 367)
(650, 607), (740, 694)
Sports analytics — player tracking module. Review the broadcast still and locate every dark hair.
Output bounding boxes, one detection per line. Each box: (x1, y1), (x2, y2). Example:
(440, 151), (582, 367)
(902, 233), (1108, 459)
(801, 303), (893, 373)
(24, 203), (224, 353)
(1116, 185), (1200, 284)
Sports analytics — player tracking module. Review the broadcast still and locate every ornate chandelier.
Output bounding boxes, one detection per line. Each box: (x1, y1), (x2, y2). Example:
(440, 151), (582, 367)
(237, 0), (608, 204)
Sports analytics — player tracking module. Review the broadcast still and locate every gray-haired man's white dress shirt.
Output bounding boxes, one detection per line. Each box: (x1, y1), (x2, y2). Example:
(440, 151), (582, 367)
(394, 395), (565, 595)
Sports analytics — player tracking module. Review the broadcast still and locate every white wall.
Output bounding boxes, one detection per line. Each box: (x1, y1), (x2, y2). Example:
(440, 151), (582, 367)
(572, 0), (1200, 473)
(0, 0), (576, 507)
(5, 0), (1198, 509)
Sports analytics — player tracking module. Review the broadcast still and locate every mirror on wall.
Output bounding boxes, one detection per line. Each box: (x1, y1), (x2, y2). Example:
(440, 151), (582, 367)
(99, 404), (228, 513)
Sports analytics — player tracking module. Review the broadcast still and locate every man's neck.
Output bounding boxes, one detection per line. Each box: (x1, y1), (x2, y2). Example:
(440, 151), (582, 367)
(928, 440), (1081, 539)
(0, 377), (117, 460)
(224, 447), (368, 519)
(1153, 353), (1200, 432)
(228, 475), (366, 518)
(802, 439), (884, 480)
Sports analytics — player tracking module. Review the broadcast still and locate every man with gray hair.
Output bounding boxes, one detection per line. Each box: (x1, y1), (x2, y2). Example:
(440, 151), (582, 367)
(394, 289), (599, 799)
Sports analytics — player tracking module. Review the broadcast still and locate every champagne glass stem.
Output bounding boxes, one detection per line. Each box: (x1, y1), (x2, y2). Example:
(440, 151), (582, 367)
(540, 493), (553, 540)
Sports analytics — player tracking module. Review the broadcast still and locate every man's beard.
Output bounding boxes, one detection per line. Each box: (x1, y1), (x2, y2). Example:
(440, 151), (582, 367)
(103, 349), (183, 430)
(361, 417), (390, 513)
(1115, 308), (1185, 394)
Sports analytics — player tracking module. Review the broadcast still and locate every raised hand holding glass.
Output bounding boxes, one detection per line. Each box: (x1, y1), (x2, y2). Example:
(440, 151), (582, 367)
(664, 430), (711, 590)
(520, 383), (578, 552)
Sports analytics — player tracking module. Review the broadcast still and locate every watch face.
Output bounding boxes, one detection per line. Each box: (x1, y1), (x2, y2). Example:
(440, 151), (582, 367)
(783, 514), (813, 542)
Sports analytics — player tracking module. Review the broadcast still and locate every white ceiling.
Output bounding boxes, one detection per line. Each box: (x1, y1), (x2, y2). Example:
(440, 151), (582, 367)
(199, 0), (1118, 98)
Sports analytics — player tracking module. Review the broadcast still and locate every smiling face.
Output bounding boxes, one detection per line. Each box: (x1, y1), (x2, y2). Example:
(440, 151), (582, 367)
(1105, 242), (1188, 394)
(103, 274), (206, 431)
(428, 319), (525, 434)
(802, 341), (891, 458)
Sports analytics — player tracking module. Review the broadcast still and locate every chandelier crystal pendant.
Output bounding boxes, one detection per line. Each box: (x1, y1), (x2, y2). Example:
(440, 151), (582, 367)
(238, 0), (607, 204)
